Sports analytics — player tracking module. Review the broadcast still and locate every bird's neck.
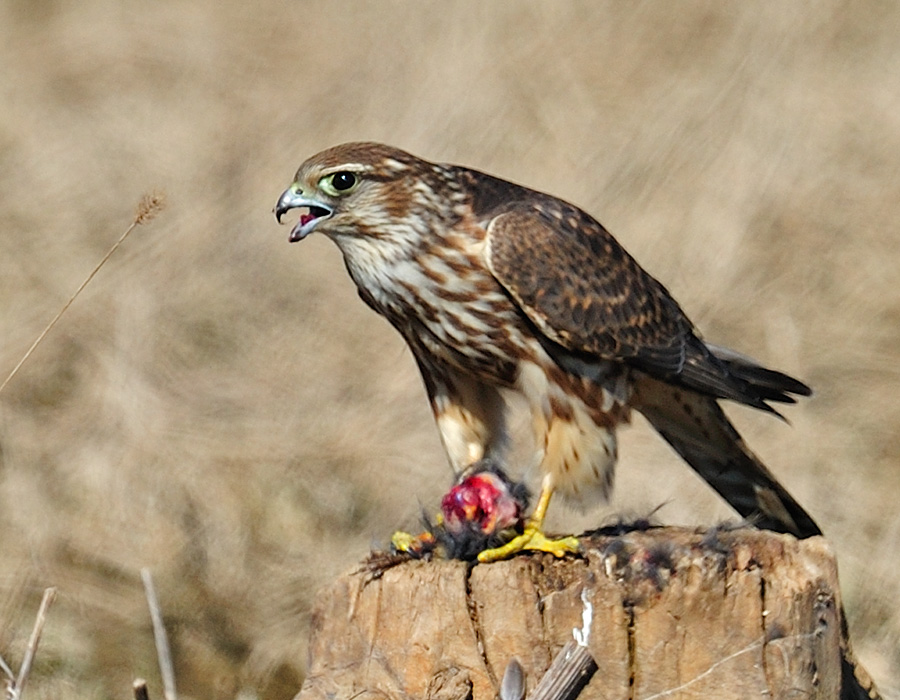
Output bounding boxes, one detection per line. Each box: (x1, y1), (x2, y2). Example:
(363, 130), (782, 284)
(332, 230), (420, 315)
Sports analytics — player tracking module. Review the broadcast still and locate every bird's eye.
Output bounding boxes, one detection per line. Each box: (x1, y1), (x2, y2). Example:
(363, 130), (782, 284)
(332, 172), (356, 190)
(320, 171), (359, 196)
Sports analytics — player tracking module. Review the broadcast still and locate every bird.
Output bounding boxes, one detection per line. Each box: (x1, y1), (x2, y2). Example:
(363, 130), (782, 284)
(275, 141), (820, 559)
(275, 143), (882, 700)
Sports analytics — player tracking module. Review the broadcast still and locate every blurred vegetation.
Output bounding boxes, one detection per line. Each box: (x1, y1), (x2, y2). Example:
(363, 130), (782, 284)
(1, 1), (898, 698)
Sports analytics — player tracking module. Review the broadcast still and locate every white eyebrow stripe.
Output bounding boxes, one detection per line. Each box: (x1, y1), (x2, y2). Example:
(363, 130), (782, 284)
(320, 163), (372, 174)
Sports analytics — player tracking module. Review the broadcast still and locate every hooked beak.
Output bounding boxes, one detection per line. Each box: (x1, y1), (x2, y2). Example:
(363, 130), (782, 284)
(274, 186), (333, 242)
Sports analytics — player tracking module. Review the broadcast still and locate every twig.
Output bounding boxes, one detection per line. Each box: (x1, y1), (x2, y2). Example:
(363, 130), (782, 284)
(525, 588), (597, 700)
(132, 678), (150, 700)
(140, 569), (177, 700)
(0, 192), (165, 396)
(526, 641), (597, 700)
(0, 655), (13, 684)
(10, 587), (57, 700)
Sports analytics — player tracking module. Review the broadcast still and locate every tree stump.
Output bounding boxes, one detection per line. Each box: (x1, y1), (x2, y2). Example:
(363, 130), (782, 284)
(295, 528), (849, 700)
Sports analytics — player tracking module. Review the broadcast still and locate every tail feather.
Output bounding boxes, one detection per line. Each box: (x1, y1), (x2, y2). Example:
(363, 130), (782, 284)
(665, 337), (811, 417)
(631, 373), (821, 538)
(706, 343), (812, 404)
(631, 372), (881, 699)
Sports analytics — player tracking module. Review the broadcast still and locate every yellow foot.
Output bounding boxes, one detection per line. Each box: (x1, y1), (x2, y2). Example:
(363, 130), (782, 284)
(477, 528), (580, 563)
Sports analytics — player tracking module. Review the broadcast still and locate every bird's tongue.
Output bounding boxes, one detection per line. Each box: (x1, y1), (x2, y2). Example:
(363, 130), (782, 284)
(300, 210), (318, 227)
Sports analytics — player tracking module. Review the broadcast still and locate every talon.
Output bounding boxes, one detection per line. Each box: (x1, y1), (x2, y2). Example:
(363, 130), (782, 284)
(476, 474), (579, 562)
(477, 526), (580, 563)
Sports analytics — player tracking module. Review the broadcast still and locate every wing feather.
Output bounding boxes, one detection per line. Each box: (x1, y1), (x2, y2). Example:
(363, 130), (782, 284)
(484, 203), (690, 373)
(477, 191), (806, 411)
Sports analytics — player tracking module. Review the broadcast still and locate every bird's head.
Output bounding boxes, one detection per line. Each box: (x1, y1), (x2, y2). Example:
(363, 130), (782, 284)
(274, 142), (429, 243)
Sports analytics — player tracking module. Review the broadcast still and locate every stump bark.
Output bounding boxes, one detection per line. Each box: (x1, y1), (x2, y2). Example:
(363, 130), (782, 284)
(295, 528), (851, 700)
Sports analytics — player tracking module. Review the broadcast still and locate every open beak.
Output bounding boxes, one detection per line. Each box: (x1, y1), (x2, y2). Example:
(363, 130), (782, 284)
(274, 186), (333, 242)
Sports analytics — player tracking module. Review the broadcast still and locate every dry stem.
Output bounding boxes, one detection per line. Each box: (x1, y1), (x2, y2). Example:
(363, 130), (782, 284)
(140, 569), (177, 700)
(132, 678), (150, 700)
(4, 588), (57, 700)
(0, 191), (165, 396)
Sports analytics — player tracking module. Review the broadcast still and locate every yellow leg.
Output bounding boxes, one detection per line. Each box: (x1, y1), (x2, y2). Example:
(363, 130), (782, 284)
(477, 477), (580, 563)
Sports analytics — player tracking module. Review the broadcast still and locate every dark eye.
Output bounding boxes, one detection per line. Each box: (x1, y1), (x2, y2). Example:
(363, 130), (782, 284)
(318, 171), (360, 196)
(331, 172), (356, 191)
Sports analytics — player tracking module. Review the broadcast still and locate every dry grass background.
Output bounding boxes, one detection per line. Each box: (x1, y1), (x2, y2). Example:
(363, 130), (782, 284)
(1, 1), (899, 698)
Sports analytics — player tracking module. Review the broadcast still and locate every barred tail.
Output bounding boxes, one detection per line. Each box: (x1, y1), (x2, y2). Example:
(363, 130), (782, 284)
(632, 373), (820, 537)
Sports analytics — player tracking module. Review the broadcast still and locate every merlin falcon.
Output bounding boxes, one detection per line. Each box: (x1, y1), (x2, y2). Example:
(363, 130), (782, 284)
(274, 141), (821, 560)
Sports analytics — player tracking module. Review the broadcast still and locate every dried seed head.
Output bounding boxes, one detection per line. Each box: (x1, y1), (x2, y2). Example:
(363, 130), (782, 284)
(135, 191), (166, 225)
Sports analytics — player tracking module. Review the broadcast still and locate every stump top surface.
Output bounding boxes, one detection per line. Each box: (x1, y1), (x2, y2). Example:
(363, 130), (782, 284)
(299, 528), (846, 700)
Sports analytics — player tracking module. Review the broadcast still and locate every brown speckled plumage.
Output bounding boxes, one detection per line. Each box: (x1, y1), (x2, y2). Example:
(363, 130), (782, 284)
(276, 143), (885, 698)
(275, 141), (820, 535)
